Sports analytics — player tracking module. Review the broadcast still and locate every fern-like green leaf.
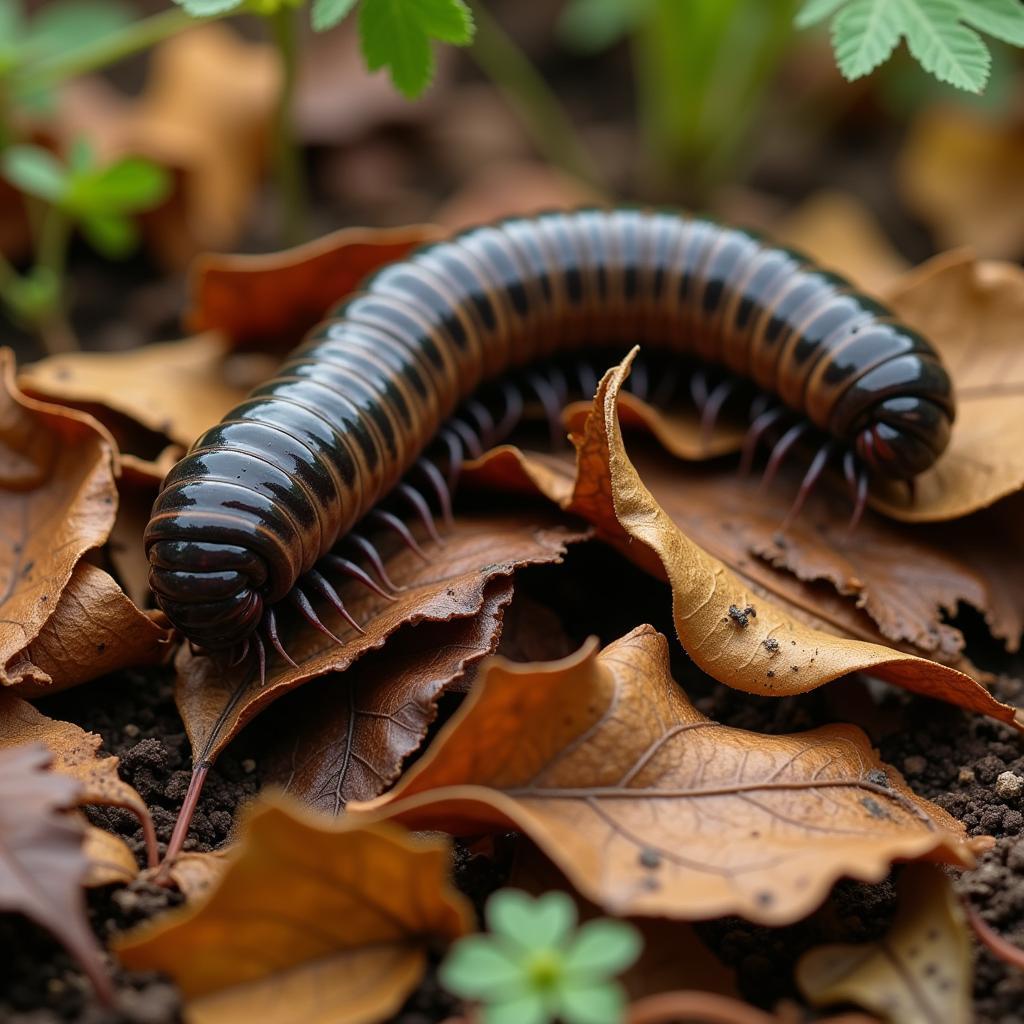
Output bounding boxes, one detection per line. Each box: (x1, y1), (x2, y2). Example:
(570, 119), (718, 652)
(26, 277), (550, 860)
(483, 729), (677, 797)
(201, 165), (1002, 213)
(831, 0), (902, 78)
(898, 0), (991, 92)
(795, 0), (847, 28)
(956, 0), (1024, 46)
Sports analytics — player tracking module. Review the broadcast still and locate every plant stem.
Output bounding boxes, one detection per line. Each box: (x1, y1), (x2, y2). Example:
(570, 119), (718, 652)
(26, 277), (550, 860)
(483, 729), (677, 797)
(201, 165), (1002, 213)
(269, 5), (308, 246)
(35, 205), (77, 353)
(12, 6), (204, 99)
(469, 2), (608, 194)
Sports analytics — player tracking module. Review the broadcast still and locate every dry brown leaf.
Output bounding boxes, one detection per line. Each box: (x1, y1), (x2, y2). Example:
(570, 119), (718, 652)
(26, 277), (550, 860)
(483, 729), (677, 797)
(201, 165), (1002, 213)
(117, 796), (472, 1024)
(354, 626), (976, 926)
(797, 864), (971, 1024)
(0, 743), (112, 1002)
(465, 355), (1022, 729)
(875, 251), (1024, 520)
(82, 824), (139, 888)
(899, 105), (1024, 260)
(186, 224), (440, 351)
(164, 850), (230, 902)
(627, 992), (878, 1023)
(261, 578), (513, 813)
(176, 511), (584, 772)
(19, 334), (244, 450)
(772, 190), (909, 296)
(7, 562), (172, 695)
(0, 690), (156, 866)
(0, 350), (120, 688)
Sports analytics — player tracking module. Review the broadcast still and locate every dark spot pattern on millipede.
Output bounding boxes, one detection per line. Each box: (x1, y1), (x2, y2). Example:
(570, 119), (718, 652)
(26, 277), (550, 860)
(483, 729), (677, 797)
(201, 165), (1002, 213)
(143, 209), (957, 671)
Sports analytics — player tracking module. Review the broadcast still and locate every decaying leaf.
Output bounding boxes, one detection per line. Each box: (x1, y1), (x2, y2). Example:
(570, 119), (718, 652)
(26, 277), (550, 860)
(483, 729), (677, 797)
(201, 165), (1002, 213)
(626, 991), (878, 1023)
(165, 850), (230, 903)
(82, 825), (139, 888)
(876, 251), (1024, 520)
(262, 578), (513, 813)
(186, 224), (440, 350)
(0, 743), (112, 1002)
(0, 350), (119, 688)
(353, 626), (976, 926)
(19, 334), (246, 450)
(176, 512), (585, 772)
(899, 105), (1024, 260)
(118, 796), (472, 1024)
(6, 562), (172, 695)
(465, 355), (1023, 729)
(797, 864), (971, 1024)
(0, 691), (156, 866)
(773, 189), (909, 296)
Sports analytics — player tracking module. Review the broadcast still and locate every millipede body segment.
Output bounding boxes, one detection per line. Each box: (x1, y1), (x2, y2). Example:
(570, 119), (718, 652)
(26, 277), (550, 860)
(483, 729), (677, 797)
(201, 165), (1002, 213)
(145, 209), (955, 654)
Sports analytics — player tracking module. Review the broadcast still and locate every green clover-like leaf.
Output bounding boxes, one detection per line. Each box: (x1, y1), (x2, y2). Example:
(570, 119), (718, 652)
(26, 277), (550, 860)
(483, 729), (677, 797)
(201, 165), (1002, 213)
(311, 0), (358, 31)
(1, 145), (67, 203)
(488, 890), (578, 952)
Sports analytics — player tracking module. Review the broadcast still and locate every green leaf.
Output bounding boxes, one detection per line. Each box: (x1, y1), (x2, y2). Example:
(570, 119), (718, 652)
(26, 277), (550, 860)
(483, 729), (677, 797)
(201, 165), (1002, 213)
(481, 992), (550, 1024)
(488, 890), (577, 951)
(68, 138), (95, 176)
(795, 0), (847, 28)
(831, 0), (902, 78)
(358, 0), (474, 98)
(1, 145), (67, 202)
(311, 0), (358, 32)
(171, 0), (244, 16)
(80, 212), (138, 258)
(0, 0), (24, 47)
(1, 266), (59, 323)
(956, 0), (1024, 45)
(558, 0), (651, 53)
(562, 920), (642, 977)
(439, 936), (523, 999)
(26, 0), (133, 59)
(899, 0), (991, 91)
(86, 158), (171, 212)
(556, 980), (626, 1024)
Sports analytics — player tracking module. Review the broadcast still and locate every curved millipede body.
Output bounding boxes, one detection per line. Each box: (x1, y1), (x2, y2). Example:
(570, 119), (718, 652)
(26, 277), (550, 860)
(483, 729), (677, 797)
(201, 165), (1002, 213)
(145, 209), (955, 655)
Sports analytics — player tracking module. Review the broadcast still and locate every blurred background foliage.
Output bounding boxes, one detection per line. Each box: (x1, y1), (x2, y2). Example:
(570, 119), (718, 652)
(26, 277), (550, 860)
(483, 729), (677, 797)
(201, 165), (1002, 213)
(0, 0), (1023, 356)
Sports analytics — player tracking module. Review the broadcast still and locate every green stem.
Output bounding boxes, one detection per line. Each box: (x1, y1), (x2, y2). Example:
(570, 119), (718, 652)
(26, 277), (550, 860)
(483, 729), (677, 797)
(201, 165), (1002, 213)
(36, 205), (77, 353)
(269, 6), (308, 245)
(469, 3), (608, 194)
(11, 7), (213, 99)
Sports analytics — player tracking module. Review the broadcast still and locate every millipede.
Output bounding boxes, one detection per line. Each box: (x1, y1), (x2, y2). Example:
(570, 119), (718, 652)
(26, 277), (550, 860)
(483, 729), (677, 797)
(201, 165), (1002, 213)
(144, 208), (956, 669)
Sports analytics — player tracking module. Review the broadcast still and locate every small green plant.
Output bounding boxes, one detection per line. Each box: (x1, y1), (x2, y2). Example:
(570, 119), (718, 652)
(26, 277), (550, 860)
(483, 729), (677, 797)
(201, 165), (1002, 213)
(439, 889), (642, 1024)
(0, 141), (169, 349)
(796, 0), (1024, 93)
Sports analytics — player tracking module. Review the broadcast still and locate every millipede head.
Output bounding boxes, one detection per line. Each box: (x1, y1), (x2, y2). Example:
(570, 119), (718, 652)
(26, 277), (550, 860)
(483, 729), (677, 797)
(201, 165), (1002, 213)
(854, 396), (953, 479)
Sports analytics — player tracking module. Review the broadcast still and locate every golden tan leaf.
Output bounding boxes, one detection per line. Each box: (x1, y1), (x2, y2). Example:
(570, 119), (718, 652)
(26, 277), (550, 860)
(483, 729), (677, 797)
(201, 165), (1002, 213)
(0, 690), (156, 866)
(797, 864), (971, 1024)
(875, 251), (1024, 520)
(117, 796), (472, 1024)
(165, 851), (230, 902)
(82, 824), (139, 888)
(0, 351), (119, 689)
(466, 355), (1022, 729)
(627, 991), (878, 1023)
(899, 105), (1024, 260)
(7, 562), (172, 696)
(354, 626), (975, 926)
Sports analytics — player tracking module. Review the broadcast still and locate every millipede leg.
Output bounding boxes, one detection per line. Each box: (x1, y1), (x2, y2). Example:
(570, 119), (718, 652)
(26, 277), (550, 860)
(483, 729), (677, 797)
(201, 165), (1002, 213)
(700, 378), (737, 449)
(439, 429), (465, 491)
(290, 586), (345, 645)
(575, 361), (599, 401)
(347, 532), (403, 594)
(254, 633), (267, 688)
(689, 368), (710, 412)
(495, 380), (526, 439)
(527, 371), (566, 450)
(229, 637), (249, 668)
(843, 450), (870, 534)
(416, 458), (454, 530)
(323, 553), (397, 601)
(263, 606), (297, 668)
(305, 570), (366, 635)
(465, 399), (496, 449)
(739, 405), (788, 476)
(780, 442), (834, 531)
(397, 482), (443, 544)
(449, 418), (484, 459)
(760, 421), (809, 491)
(368, 509), (430, 562)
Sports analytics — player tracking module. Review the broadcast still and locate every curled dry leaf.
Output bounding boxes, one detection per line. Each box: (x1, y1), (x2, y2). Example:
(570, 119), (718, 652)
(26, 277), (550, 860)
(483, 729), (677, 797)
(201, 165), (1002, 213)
(82, 825), (139, 888)
(626, 991), (878, 1024)
(8, 562), (172, 696)
(0, 350), (120, 689)
(353, 626), (975, 926)
(0, 691), (157, 866)
(876, 251), (1024, 520)
(262, 578), (513, 814)
(186, 225), (440, 351)
(163, 850), (230, 903)
(19, 334), (245, 451)
(0, 743), (112, 1003)
(466, 355), (1023, 729)
(117, 796), (472, 1024)
(797, 864), (971, 1024)
(899, 105), (1024, 260)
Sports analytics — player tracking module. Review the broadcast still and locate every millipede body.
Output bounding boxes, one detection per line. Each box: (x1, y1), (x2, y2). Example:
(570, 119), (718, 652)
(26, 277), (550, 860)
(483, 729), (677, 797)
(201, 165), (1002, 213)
(145, 209), (955, 656)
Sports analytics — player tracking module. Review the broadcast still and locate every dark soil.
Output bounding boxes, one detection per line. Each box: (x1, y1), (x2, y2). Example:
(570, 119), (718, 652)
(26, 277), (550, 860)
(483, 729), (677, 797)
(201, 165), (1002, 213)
(6, 537), (1022, 1023)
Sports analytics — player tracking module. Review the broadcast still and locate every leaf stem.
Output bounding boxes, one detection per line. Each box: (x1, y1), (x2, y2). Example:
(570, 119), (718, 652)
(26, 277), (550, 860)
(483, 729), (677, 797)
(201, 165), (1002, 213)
(269, 5), (309, 246)
(35, 204), (78, 354)
(11, 6), (205, 99)
(468, 2), (608, 194)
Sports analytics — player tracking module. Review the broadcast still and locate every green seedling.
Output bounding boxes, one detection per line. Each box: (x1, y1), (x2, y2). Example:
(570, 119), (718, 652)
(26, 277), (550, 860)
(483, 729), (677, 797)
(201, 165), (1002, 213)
(440, 889), (642, 1024)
